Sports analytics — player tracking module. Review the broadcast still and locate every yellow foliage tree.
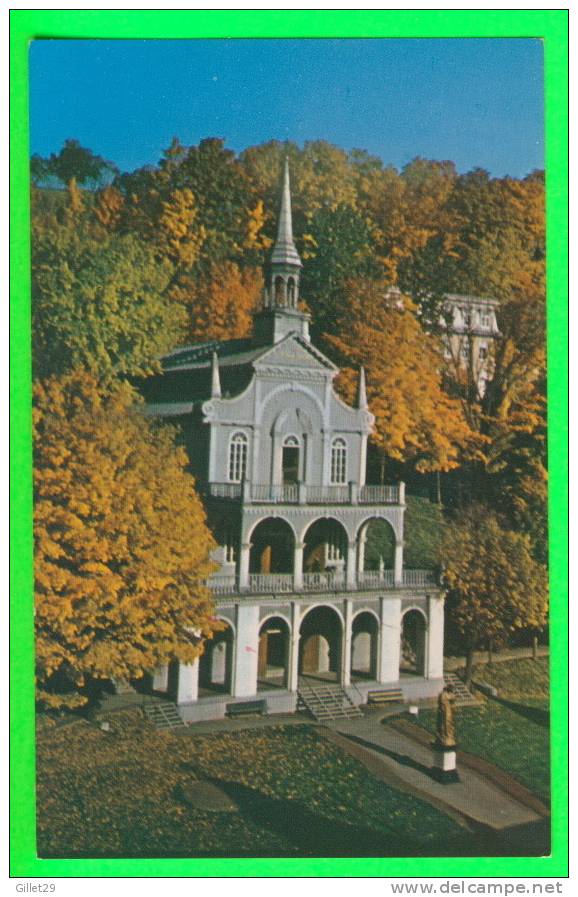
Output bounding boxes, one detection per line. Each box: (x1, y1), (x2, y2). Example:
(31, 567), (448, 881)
(34, 371), (218, 707)
(324, 280), (481, 474)
(174, 261), (264, 342)
(442, 506), (548, 685)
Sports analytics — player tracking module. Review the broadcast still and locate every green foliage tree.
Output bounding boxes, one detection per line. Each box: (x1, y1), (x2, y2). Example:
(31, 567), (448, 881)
(32, 215), (186, 380)
(34, 371), (218, 708)
(31, 138), (118, 189)
(442, 506), (548, 685)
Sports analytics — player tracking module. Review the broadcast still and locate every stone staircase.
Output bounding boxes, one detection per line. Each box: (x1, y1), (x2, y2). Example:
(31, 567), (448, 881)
(298, 681), (363, 722)
(444, 671), (478, 706)
(142, 699), (188, 731)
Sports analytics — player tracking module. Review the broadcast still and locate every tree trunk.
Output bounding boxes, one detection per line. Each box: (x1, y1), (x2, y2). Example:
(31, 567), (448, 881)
(435, 471), (442, 505)
(464, 644), (476, 689)
(380, 450), (386, 486)
(532, 633), (538, 661)
(488, 637), (493, 667)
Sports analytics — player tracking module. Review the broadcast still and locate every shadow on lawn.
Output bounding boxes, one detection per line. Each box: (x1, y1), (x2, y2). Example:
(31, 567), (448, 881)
(489, 696), (550, 728)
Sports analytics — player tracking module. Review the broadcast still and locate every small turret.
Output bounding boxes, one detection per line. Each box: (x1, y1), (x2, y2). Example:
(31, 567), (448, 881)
(211, 351), (222, 398)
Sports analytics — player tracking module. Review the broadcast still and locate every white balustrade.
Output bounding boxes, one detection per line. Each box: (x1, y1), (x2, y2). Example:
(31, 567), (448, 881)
(247, 573), (294, 593)
(208, 568), (436, 596)
(206, 482), (401, 504)
(301, 570), (345, 592)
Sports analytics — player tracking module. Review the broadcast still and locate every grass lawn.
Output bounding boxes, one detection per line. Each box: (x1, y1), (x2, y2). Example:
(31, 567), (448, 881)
(411, 658), (550, 803)
(36, 711), (469, 858)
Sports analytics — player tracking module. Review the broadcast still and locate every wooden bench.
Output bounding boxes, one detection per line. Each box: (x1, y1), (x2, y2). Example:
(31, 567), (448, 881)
(366, 689), (405, 707)
(225, 699), (267, 718)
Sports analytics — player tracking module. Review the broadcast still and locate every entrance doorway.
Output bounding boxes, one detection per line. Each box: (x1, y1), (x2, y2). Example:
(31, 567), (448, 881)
(258, 616), (289, 689)
(299, 606), (342, 681)
(351, 612), (379, 680)
(282, 436), (300, 484)
(400, 609), (427, 676)
(199, 624), (234, 694)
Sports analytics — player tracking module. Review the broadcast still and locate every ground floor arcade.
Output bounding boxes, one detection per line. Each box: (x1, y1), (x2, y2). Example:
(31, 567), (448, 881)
(152, 591), (445, 723)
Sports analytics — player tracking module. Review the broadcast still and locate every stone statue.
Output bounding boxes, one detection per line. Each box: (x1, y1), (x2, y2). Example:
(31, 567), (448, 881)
(436, 685), (456, 747)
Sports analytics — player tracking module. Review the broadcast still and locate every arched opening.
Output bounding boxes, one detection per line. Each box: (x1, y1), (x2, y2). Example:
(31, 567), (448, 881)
(400, 609), (427, 677)
(274, 276), (285, 306)
(249, 517), (295, 574)
(299, 605), (342, 682)
(258, 616), (290, 689)
(358, 518), (395, 585)
(351, 612), (379, 681)
(282, 435), (300, 484)
(303, 518), (348, 588)
(287, 277), (296, 307)
(199, 623), (234, 694)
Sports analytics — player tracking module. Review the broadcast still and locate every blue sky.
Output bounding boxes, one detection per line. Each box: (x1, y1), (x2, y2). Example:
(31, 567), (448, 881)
(29, 38), (544, 178)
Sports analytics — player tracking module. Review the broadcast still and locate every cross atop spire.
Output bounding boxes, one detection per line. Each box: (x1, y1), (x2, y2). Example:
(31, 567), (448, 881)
(271, 158), (302, 269)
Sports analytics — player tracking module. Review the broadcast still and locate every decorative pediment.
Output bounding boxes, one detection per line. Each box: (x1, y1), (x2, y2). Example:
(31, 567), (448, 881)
(254, 335), (336, 372)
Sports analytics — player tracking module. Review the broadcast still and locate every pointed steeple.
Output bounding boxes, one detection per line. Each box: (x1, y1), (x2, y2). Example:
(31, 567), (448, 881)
(271, 158), (302, 268)
(253, 158), (310, 345)
(210, 351), (221, 398)
(356, 365), (368, 409)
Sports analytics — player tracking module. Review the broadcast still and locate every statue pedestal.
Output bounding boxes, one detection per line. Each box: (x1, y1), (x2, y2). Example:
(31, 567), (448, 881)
(431, 741), (460, 784)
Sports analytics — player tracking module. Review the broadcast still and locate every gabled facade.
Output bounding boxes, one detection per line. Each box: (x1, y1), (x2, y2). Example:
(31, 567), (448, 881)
(143, 161), (444, 722)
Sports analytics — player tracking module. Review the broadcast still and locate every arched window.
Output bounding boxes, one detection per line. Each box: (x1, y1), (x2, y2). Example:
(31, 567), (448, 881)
(287, 277), (296, 307)
(330, 438), (347, 484)
(274, 276), (285, 306)
(228, 432), (248, 483)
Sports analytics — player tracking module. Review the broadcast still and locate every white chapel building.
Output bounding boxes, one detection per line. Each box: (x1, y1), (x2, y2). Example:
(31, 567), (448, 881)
(143, 161), (445, 723)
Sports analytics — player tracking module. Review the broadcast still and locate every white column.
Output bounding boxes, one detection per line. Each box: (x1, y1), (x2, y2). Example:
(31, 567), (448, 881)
(359, 434), (368, 486)
(239, 541), (251, 589)
(207, 423), (218, 482)
(232, 604), (260, 697)
(341, 599), (353, 687)
(176, 659), (199, 705)
(358, 530), (367, 573)
(152, 664), (169, 692)
(288, 602), (301, 692)
(293, 541), (304, 589)
(346, 540), (357, 589)
(378, 596), (401, 684)
(394, 540), (404, 586)
(426, 595), (445, 679)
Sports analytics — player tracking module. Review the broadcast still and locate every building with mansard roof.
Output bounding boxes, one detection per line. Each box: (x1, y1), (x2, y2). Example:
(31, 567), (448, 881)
(142, 161), (444, 723)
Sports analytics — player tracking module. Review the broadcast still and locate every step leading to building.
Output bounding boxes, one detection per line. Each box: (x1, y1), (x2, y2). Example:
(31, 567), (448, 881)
(443, 671), (478, 706)
(298, 681), (363, 722)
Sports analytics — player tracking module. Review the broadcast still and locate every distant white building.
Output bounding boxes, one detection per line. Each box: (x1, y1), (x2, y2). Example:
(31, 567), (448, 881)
(441, 293), (501, 394)
(143, 161), (445, 723)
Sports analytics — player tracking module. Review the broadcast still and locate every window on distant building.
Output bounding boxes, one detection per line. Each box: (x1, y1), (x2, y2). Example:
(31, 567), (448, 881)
(461, 339), (470, 360)
(462, 308), (471, 327)
(228, 432), (248, 482)
(331, 438), (347, 484)
(480, 309), (491, 328)
(479, 344), (488, 360)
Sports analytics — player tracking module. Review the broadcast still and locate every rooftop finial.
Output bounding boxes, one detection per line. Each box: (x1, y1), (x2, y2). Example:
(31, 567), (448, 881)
(211, 351), (221, 398)
(357, 365), (368, 409)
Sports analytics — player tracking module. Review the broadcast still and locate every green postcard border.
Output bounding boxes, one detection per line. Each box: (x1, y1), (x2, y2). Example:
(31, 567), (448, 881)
(10, 9), (568, 879)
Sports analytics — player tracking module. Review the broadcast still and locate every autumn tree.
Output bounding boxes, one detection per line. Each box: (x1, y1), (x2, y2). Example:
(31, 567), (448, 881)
(324, 280), (480, 477)
(442, 505), (548, 686)
(34, 371), (218, 708)
(172, 261), (264, 342)
(32, 215), (187, 380)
